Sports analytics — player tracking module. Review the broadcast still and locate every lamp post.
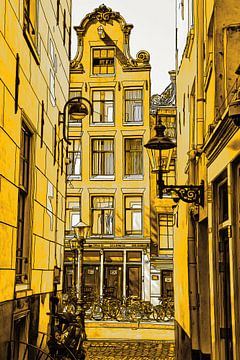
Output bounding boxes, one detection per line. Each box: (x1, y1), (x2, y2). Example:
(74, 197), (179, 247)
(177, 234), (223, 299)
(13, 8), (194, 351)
(144, 117), (204, 205)
(70, 221), (90, 350)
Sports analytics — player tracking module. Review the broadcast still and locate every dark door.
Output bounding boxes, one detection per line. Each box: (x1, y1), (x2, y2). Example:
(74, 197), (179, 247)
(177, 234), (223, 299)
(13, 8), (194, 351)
(104, 265), (123, 299)
(219, 229), (233, 360)
(12, 316), (28, 360)
(83, 265), (100, 299)
(126, 265), (141, 298)
(161, 270), (173, 297)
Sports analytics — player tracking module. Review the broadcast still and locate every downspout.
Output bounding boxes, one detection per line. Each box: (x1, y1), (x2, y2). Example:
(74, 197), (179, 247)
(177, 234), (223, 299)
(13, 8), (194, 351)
(187, 0), (204, 351)
(188, 153), (200, 351)
(196, 0), (205, 149)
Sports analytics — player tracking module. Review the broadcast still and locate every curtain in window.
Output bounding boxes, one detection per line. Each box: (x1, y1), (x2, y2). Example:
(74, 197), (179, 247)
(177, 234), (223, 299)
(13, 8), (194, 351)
(92, 139), (114, 175)
(125, 139), (143, 175)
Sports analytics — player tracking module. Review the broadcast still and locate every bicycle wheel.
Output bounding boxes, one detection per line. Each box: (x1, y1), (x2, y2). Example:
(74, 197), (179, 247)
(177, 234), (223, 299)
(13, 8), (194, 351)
(92, 303), (104, 321)
(165, 302), (174, 321)
(153, 306), (165, 322)
(108, 301), (121, 320)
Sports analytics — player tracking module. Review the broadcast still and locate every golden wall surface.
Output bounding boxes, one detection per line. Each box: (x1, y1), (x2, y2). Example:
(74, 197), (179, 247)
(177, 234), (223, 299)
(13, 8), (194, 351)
(0, 0), (71, 355)
(175, 0), (240, 359)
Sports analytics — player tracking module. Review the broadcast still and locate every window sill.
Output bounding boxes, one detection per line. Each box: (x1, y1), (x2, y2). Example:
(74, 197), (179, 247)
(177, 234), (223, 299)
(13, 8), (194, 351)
(23, 29), (40, 65)
(123, 122), (143, 126)
(90, 74), (115, 78)
(90, 123), (115, 126)
(123, 175), (144, 181)
(89, 235), (114, 239)
(90, 175), (115, 181)
(15, 284), (33, 298)
(67, 175), (82, 180)
(124, 234), (144, 238)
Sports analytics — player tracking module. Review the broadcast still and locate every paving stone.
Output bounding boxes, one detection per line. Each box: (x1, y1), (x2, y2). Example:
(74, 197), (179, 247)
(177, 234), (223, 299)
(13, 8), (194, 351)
(84, 340), (175, 359)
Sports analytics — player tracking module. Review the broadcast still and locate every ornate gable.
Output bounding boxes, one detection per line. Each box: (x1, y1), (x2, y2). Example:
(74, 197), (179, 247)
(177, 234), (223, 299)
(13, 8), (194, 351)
(71, 4), (150, 72)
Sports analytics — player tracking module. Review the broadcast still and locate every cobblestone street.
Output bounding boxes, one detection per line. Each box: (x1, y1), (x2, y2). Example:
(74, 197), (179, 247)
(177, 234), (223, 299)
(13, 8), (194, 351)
(84, 340), (175, 359)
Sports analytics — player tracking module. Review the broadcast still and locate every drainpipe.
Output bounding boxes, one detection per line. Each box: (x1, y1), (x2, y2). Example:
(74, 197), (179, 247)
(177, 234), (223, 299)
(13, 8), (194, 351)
(188, 153), (200, 352)
(196, 0), (205, 149)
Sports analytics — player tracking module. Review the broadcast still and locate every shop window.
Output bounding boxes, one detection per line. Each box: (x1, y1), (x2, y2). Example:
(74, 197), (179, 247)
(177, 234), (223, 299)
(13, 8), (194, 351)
(124, 196), (143, 235)
(92, 90), (114, 124)
(91, 139), (114, 177)
(91, 196), (114, 236)
(124, 138), (143, 177)
(92, 48), (115, 75)
(126, 251), (142, 262)
(104, 251), (123, 262)
(124, 89), (143, 123)
(67, 139), (81, 178)
(83, 251), (101, 263)
(16, 123), (32, 284)
(158, 213), (174, 249)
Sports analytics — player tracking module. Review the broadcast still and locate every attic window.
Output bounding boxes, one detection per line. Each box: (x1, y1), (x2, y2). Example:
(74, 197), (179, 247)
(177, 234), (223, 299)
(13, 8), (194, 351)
(92, 48), (115, 75)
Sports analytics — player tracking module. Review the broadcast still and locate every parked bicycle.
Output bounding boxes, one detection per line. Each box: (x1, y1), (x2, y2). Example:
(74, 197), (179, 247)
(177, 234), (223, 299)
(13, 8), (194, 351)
(152, 296), (174, 322)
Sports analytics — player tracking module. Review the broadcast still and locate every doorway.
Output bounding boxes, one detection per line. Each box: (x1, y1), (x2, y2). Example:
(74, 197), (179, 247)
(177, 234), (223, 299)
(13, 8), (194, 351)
(126, 265), (141, 298)
(104, 265), (123, 299)
(161, 270), (173, 297)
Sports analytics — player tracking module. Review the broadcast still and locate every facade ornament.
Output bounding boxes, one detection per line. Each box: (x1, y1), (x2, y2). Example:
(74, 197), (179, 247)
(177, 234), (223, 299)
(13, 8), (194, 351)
(94, 4), (121, 24)
(150, 74), (176, 115)
(71, 4), (150, 72)
(136, 51), (150, 64)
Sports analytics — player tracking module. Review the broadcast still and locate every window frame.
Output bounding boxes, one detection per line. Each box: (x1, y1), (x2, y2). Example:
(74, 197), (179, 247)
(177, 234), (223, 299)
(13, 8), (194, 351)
(91, 138), (115, 179)
(65, 196), (81, 233)
(92, 47), (115, 76)
(16, 123), (33, 285)
(67, 138), (81, 179)
(92, 89), (115, 125)
(23, 0), (40, 64)
(124, 195), (143, 236)
(124, 137), (143, 178)
(124, 88), (143, 124)
(91, 196), (114, 237)
(158, 213), (174, 250)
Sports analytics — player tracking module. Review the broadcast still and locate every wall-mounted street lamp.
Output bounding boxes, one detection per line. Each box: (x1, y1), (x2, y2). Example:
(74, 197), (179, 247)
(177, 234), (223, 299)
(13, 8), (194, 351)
(144, 119), (204, 206)
(59, 96), (93, 145)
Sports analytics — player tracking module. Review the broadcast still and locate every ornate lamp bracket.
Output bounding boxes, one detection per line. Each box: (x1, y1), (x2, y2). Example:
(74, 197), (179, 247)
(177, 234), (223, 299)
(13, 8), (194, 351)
(158, 178), (204, 206)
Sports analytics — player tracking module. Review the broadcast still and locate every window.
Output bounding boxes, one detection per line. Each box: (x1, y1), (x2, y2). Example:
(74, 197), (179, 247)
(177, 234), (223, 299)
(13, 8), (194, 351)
(219, 179), (228, 223)
(124, 138), (143, 176)
(69, 89), (82, 100)
(91, 196), (114, 236)
(92, 90), (114, 124)
(158, 213), (174, 249)
(92, 139), (114, 177)
(67, 139), (81, 178)
(162, 158), (176, 186)
(16, 124), (32, 284)
(23, 0), (39, 56)
(124, 89), (143, 123)
(161, 115), (176, 139)
(92, 48), (115, 75)
(66, 197), (81, 231)
(125, 196), (142, 235)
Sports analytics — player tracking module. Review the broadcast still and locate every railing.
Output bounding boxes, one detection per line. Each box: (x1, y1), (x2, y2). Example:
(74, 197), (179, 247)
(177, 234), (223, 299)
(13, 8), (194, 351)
(7, 340), (54, 360)
(7, 331), (78, 360)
